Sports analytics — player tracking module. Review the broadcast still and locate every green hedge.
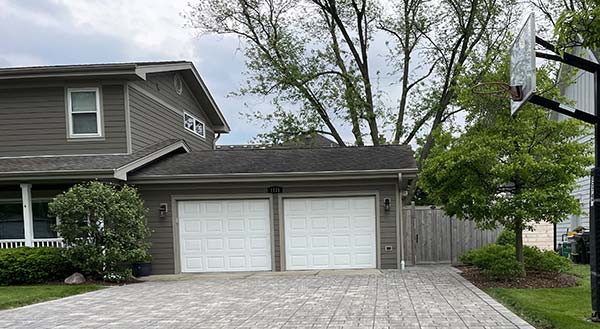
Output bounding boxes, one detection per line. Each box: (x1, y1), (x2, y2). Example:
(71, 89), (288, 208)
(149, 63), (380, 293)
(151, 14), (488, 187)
(0, 247), (74, 285)
(460, 244), (572, 279)
(460, 244), (524, 279)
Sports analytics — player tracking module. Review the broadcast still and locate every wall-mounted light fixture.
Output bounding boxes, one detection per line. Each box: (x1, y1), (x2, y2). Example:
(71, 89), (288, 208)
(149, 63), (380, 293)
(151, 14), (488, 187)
(159, 203), (168, 218)
(384, 198), (391, 211)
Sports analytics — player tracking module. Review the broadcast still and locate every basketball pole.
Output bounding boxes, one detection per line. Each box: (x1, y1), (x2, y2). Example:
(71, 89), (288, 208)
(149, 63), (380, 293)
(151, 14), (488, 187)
(529, 36), (600, 321)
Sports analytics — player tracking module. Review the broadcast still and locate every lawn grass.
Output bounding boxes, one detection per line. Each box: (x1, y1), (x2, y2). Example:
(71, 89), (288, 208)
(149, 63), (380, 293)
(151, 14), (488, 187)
(0, 284), (105, 310)
(486, 264), (597, 329)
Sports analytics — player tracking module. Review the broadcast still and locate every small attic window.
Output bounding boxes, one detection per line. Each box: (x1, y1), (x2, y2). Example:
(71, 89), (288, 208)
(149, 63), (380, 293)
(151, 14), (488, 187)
(174, 74), (183, 95)
(184, 112), (205, 138)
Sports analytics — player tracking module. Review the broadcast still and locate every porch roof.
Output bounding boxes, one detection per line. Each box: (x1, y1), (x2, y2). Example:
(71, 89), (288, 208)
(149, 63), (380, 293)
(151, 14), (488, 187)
(0, 139), (189, 181)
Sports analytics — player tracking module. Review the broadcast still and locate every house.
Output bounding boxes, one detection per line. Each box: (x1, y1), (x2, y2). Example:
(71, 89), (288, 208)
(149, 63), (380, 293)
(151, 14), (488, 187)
(547, 47), (599, 248)
(0, 61), (418, 274)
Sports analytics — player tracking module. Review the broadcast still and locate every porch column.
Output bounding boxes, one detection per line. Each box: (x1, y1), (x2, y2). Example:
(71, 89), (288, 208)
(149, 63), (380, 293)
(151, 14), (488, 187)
(20, 184), (33, 247)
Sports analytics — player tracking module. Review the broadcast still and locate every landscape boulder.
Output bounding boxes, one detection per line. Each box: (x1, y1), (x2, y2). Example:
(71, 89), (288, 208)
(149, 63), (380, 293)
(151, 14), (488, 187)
(64, 272), (86, 285)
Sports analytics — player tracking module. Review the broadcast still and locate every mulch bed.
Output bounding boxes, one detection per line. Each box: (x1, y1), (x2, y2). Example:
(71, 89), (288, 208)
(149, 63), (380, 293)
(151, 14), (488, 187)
(455, 265), (579, 289)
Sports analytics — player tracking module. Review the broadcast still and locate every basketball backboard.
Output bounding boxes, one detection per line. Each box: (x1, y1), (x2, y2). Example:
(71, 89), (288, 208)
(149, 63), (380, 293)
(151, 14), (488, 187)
(510, 13), (536, 115)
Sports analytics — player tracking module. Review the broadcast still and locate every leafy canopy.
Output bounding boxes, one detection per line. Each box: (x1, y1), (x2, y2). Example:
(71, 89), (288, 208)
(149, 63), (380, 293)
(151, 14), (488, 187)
(49, 182), (150, 281)
(419, 57), (592, 232)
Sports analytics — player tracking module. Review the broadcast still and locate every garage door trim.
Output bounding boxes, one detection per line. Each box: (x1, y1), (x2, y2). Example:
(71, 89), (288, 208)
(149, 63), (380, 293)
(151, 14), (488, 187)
(277, 191), (380, 271)
(171, 194), (275, 273)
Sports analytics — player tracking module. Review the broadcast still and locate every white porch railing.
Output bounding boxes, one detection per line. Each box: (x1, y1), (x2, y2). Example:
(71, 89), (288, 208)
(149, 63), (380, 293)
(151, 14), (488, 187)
(0, 239), (26, 249)
(0, 238), (65, 249)
(33, 238), (65, 248)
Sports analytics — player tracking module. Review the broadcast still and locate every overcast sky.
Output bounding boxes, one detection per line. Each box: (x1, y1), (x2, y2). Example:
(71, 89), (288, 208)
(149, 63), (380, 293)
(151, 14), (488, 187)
(0, 0), (273, 144)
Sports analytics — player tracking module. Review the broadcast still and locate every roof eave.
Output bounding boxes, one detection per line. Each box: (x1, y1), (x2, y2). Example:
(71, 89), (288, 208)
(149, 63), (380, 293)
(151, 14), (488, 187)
(114, 140), (191, 180)
(128, 168), (419, 184)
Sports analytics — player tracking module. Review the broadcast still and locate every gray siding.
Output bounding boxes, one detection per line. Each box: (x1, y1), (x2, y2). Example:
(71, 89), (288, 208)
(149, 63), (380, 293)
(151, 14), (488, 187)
(0, 84), (127, 157)
(137, 179), (399, 274)
(129, 72), (215, 152)
(555, 46), (597, 246)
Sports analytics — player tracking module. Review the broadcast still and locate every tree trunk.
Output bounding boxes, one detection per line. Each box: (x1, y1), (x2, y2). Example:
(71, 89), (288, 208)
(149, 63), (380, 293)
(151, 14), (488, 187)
(514, 220), (524, 265)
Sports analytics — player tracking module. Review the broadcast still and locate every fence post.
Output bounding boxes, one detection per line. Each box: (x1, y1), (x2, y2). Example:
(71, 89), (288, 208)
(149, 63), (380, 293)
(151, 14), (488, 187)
(450, 217), (454, 264)
(411, 201), (417, 265)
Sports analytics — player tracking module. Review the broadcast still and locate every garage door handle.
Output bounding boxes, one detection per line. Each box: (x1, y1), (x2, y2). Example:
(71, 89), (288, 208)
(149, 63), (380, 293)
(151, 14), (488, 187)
(416, 234), (418, 243)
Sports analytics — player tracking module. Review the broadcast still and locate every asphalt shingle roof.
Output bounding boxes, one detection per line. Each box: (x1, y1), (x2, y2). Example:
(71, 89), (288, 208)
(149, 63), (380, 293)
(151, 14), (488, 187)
(0, 139), (181, 175)
(131, 145), (416, 177)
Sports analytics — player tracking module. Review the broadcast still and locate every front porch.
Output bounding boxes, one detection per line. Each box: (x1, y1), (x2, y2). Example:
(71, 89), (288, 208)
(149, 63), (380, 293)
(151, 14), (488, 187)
(0, 184), (63, 249)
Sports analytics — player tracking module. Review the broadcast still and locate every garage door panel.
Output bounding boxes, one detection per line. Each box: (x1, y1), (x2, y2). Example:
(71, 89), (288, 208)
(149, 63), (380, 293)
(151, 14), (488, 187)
(206, 238), (224, 251)
(289, 217), (306, 230)
(310, 217), (328, 230)
(333, 254), (351, 266)
(184, 239), (202, 251)
(205, 220), (223, 232)
(312, 254), (330, 266)
(178, 199), (272, 273)
(249, 237), (269, 250)
(284, 196), (376, 270)
(183, 220), (202, 233)
(333, 216), (350, 229)
(186, 257), (203, 270)
(311, 236), (329, 248)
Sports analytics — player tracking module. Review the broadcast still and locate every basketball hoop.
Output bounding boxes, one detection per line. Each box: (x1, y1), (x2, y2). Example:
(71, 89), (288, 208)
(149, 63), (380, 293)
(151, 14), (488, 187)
(471, 82), (523, 101)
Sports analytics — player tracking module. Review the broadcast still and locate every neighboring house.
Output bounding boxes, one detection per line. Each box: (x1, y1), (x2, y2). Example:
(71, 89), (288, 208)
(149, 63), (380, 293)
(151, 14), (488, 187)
(546, 46), (598, 248)
(0, 62), (418, 274)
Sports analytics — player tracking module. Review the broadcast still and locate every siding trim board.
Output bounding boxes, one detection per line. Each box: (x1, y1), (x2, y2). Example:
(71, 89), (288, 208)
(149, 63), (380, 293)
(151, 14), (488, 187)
(124, 83), (133, 154)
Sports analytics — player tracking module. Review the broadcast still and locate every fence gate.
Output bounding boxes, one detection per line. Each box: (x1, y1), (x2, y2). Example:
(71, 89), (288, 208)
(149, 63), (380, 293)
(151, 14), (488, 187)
(402, 204), (501, 265)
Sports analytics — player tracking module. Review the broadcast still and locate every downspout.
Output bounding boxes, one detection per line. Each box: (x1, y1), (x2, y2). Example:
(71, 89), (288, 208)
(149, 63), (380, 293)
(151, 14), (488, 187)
(397, 173), (405, 270)
(213, 132), (221, 150)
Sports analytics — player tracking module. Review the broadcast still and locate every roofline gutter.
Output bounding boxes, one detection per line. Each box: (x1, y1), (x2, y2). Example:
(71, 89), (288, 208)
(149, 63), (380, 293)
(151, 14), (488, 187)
(128, 168), (419, 184)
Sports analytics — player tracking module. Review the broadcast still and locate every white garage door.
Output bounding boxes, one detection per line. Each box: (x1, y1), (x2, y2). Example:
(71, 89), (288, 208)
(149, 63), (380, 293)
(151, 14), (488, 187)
(284, 196), (377, 270)
(177, 199), (272, 273)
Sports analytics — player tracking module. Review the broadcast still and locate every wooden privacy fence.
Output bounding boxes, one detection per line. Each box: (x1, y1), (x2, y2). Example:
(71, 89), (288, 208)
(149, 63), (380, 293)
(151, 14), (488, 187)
(401, 204), (502, 265)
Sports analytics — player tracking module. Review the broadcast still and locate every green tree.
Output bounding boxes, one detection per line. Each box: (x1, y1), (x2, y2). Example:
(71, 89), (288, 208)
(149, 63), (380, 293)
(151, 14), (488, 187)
(419, 57), (592, 264)
(49, 182), (150, 281)
(185, 0), (517, 149)
(533, 0), (600, 51)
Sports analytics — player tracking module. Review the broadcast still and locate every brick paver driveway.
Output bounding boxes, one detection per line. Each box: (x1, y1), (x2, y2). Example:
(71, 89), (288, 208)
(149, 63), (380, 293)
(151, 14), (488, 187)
(0, 266), (532, 328)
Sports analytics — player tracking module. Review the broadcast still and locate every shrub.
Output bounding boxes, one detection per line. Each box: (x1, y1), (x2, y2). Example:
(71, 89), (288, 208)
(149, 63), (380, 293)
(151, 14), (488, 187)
(524, 245), (571, 274)
(0, 247), (74, 285)
(460, 244), (524, 279)
(49, 182), (150, 281)
(496, 229), (516, 246)
(461, 244), (572, 279)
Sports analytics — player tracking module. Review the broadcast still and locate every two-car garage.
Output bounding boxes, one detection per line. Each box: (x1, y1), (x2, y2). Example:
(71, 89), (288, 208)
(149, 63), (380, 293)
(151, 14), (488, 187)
(177, 196), (377, 273)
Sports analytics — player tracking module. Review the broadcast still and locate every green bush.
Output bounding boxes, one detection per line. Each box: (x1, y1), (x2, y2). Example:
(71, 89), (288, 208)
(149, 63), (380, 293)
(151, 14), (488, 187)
(524, 246), (571, 274)
(49, 182), (150, 281)
(460, 244), (524, 279)
(496, 229), (516, 246)
(461, 243), (572, 279)
(0, 247), (74, 285)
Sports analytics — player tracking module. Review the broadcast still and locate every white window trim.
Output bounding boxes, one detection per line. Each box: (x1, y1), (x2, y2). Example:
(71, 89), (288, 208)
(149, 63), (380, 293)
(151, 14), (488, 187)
(67, 87), (103, 139)
(183, 111), (206, 138)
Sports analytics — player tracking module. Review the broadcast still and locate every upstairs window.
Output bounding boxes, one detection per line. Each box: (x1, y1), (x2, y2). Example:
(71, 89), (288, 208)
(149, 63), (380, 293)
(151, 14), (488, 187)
(184, 112), (205, 138)
(67, 88), (102, 138)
